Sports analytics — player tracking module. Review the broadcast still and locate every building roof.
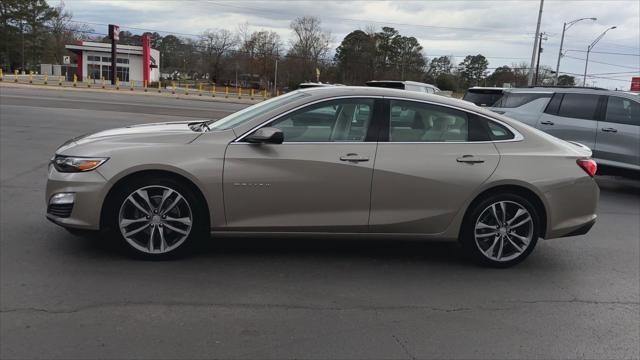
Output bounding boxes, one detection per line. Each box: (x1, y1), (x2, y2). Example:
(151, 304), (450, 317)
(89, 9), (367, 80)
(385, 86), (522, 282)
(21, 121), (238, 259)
(65, 41), (150, 55)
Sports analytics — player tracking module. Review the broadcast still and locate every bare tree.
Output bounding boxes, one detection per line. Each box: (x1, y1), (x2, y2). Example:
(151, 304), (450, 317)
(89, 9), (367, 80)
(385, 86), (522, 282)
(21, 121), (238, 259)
(287, 16), (331, 84)
(199, 29), (238, 83)
(48, 2), (92, 63)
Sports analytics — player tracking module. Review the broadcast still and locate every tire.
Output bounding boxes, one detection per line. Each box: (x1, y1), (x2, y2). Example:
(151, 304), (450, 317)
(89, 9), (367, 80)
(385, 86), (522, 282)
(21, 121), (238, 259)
(460, 193), (540, 268)
(102, 175), (208, 260)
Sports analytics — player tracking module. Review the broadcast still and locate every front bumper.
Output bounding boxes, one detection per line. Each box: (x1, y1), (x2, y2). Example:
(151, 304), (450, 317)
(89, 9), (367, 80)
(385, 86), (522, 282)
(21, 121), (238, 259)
(45, 165), (109, 230)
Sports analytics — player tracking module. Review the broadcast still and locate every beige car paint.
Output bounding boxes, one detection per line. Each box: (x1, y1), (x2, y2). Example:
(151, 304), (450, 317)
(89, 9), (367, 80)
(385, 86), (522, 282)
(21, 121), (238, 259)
(46, 86), (599, 242)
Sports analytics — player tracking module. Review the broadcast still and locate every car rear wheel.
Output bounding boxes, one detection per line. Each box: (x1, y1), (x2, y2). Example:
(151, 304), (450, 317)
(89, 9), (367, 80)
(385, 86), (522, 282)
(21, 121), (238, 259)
(104, 176), (206, 259)
(461, 193), (539, 267)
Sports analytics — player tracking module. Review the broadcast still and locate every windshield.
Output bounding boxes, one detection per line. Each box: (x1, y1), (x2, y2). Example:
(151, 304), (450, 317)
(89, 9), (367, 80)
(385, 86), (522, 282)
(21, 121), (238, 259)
(207, 91), (308, 130)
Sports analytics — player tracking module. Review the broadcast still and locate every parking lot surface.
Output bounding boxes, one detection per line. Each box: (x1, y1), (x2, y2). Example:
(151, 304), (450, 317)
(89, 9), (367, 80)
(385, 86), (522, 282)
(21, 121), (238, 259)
(1, 85), (639, 359)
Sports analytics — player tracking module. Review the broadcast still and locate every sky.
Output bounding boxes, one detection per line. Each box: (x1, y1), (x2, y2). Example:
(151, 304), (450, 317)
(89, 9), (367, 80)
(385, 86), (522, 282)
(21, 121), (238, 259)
(51, 0), (640, 89)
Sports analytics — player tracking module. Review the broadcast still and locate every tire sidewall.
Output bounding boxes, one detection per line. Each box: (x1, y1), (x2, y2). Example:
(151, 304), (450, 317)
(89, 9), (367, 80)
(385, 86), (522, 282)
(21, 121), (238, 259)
(461, 193), (540, 268)
(104, 175), (207, 260)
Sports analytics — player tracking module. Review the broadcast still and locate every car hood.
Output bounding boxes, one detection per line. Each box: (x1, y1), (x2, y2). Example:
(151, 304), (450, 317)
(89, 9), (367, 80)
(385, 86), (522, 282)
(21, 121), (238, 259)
(56, 121), (206, 155)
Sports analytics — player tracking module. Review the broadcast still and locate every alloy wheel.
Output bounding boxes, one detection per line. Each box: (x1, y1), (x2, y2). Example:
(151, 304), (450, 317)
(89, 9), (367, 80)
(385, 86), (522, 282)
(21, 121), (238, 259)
(474, 200), (534, 262)
(118, 185), (193, 254)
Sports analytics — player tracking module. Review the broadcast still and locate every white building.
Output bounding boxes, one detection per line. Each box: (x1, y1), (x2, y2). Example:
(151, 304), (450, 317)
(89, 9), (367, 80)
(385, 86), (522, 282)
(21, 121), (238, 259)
(65, 40), (160, 85)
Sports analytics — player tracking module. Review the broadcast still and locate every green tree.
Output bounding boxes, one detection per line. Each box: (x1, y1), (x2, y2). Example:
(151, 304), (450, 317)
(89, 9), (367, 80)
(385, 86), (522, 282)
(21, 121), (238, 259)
(459, 54), (489, 87)
(557, 74), (576, 86)
(487, 66), (514, 87)
(334, 29), (376, 84)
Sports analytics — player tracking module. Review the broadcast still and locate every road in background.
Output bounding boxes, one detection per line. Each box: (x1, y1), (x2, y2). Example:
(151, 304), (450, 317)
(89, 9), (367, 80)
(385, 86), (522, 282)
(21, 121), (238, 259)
(1, 86), (639, 359)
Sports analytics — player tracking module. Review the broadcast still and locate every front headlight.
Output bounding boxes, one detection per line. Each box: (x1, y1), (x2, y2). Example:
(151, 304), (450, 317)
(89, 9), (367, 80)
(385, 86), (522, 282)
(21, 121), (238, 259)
(51, 155), (108, 173)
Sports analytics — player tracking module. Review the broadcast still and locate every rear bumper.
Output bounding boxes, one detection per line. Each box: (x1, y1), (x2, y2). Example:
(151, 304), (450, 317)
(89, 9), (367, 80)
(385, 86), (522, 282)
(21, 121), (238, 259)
(544, 176), (599, 239)
(560, 217), (597, 238)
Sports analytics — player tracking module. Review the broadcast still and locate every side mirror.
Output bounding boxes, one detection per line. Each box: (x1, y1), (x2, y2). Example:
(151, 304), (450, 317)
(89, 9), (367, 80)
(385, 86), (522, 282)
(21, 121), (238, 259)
(245, 127), (284, 144)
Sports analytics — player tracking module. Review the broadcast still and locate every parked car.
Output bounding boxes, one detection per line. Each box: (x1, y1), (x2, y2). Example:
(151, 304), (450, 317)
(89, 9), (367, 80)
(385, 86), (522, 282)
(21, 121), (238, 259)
(463, 87), (507, 106)
(46, 86), (599, 267)
(366, 80), (441, 94)
(490, 87), (639, 172)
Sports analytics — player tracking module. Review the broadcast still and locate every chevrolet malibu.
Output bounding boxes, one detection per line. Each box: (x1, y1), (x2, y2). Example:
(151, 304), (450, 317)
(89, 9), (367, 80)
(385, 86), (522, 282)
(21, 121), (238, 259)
(46, 87), (599, 267)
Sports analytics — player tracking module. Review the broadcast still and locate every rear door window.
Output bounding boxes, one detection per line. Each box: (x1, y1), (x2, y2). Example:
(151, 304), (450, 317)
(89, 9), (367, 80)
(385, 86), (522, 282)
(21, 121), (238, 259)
(388, 100), (468, 142)
(557, 93), (601, 120)
(493, 93), (551, 108)
(605, 96), (640, 126)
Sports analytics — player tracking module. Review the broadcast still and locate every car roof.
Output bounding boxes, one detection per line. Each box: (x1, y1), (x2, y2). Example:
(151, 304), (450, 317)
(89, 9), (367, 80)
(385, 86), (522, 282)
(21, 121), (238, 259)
(504, 87), (640, 101)
(298, 85), (484, 112)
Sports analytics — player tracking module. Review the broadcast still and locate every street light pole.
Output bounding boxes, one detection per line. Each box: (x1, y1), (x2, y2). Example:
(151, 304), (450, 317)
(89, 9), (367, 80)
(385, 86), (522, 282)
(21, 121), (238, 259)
(554, 17), (597, 85)
(583, 26), (617, 86)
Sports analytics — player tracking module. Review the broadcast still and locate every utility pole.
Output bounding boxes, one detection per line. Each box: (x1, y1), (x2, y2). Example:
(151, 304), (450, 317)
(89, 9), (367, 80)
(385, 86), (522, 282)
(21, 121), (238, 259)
(534, 32), (547, 86)
(527, 0), (544, 86)
(109, 24), (119, 85)
(274, 58), (278, 95)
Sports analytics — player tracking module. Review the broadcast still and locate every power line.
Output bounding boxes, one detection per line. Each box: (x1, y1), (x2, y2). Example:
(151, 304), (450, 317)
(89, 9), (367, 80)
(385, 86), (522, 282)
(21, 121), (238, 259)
(563, 55), (640, 70)
(565, 49), (640, 57)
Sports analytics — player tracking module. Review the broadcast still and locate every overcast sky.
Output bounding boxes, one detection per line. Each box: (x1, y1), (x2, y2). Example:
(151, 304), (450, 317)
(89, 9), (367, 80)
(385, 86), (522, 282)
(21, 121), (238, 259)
(52, 0), (639, 89)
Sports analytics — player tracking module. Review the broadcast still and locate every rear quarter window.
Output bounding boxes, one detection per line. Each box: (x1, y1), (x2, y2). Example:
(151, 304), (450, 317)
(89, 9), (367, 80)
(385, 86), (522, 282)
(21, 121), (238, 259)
(556, 93), (601, 120)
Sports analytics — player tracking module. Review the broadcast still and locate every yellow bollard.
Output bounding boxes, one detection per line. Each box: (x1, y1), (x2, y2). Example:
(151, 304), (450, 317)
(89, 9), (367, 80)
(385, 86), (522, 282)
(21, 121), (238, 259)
(251, 88), (254, 100)
(199, 83), (203, 96)
(116, 77), (120, 90)
(73, 74), (77, 87)
(101, 77), (105, 89)
(43, 74), (48, 85)
(238, 87), (241, 99)
(157, 81), (161, 93)
(212, 84), (216, 97)
(29, 71), (33, 84)
(185, 83), (189, 95)
(130, 80), (134, 91)
(87, 75), (91, 88)
(144, 80), (148, 92)
(225, 86), (229, 98)
(276, 89), (280, 97)
(0, 68), (3, 81)
(172, 82), (176, 94)
(14, 70), (18, 82)
(58, 75), (63, 86)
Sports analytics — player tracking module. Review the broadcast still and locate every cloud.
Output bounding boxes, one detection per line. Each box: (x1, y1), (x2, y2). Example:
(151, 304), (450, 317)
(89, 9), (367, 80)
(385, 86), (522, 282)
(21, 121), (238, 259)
(54, 0), (639, 89)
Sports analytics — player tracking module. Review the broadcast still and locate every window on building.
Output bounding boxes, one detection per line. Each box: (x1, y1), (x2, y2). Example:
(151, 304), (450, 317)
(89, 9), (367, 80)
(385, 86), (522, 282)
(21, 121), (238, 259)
(116, 58), (130, 64)
(101, 66), (112, 81)
(87, 64), (101, 80)
(116, 66), (129, 82)
(87, 55), (101, 62)
(101, 57), (111, 63)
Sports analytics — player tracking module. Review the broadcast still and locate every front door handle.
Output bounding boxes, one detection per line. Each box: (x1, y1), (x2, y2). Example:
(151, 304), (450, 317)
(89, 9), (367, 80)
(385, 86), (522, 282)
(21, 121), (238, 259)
(540, 120), (555, 126)
(457, 155), (485, 164)
(340, 153), (369, 162)
(601, 127), (618, 133)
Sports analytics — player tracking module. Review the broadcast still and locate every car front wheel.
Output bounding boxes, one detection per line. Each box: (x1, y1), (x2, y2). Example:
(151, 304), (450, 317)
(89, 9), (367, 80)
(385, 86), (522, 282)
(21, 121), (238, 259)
(461, 193), (540, 267)
(105, 176), (206, 259)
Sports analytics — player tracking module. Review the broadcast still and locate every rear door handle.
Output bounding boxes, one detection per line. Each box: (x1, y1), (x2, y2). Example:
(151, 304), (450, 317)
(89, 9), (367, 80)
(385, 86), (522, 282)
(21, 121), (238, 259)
(601, 127), (618, 133)
(540, 121), (555, 125)
(457, 155), (485, 164)
(340, 153), (369, 162)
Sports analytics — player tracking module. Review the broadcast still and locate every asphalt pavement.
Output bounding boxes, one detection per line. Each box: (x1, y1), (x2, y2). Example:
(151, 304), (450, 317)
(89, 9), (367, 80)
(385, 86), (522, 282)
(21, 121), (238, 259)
(1, 85), (639, 359)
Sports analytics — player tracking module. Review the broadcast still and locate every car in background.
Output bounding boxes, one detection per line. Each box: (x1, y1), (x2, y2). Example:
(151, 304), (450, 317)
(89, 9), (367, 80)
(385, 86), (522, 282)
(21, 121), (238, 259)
(463, 87), (507, 106)
(366, 80), (441, 94)
(490, 87), (640, 172)
(46, 86), (599, 267)
(298, 82), (345, 89)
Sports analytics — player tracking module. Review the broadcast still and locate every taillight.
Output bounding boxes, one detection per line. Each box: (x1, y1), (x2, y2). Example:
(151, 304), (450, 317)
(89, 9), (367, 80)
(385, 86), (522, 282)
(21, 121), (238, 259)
(577, 159), (597, 177)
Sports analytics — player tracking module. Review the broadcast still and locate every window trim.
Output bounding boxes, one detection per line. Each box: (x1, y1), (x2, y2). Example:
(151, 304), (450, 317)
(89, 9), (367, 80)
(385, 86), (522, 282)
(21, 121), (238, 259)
(232, 95), (523, 144)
